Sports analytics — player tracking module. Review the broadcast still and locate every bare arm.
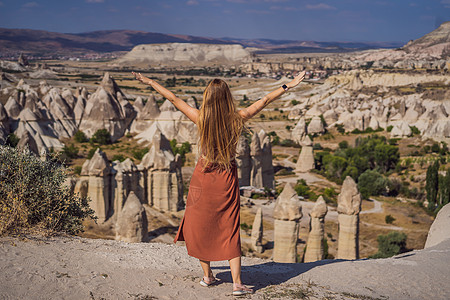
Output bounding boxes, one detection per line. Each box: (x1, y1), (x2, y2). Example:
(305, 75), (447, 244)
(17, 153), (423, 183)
(132, 72), (199, 124)
(238, 71), (306, 121)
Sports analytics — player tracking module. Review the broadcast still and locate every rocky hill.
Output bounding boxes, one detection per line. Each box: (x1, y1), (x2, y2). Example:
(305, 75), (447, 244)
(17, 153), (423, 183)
(114, 43), (252, 66)
(0, 28), (400, 58)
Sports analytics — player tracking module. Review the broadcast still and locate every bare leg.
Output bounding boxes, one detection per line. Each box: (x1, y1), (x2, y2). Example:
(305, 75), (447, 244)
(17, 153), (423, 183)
(199, 260), (213, 280)
(228, 256), (242, 284)
(229, 256), (253, 294)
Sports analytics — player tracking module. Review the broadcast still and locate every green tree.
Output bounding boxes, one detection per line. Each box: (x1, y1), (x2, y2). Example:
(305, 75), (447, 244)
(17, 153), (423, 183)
(438, 168), (450, 209)
(74, 131), (88, 143)
(425, 160), (440, 210)
(90, 129), (112, 145)
(358, 170), (388, 199)
(374, 144), (399, 173)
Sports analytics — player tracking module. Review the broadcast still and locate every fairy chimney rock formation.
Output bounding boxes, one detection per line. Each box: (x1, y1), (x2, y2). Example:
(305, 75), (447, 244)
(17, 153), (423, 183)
(307, 116), (325, 134)
(337, 176), (362, 260)
(304, 196), (328, 262)
(115, 191), (148, 243)
(273, 182), (302, 263)
(250, 133), (263, 188)
(251, 207), (264, 253)
(78, 73), (128, 142)
(291, 117), (307, 144)
(236, 135), (251, 186)
(258, 130), (275, 189)
(86, 148), (112, 223)
(139, 130), (184, 212)
(296, 143), (315, 172)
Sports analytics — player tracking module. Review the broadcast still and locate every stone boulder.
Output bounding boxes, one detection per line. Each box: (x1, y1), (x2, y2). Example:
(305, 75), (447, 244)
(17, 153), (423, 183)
(251, 207), (264, 253)
(307, 116), (325, 134)
(304, 196), (328, 262)
(115, 192), (148, 243)
(425, 203), (450, 248)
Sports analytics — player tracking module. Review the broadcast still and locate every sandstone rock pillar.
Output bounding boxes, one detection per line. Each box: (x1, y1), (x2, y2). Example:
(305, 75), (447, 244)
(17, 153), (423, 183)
(115, 191), (148, 243)
(296, 136), (315, 172)
(337, 176), (362, 260)
(236, 135), (251, 186)
(250, 133), (263, 188)
(84, 148), (111, 223)
(273, 182), (302, 263)
(251, 207), (264, 253)
(258, 130), (275, 189)
(304, 196), (328, 262)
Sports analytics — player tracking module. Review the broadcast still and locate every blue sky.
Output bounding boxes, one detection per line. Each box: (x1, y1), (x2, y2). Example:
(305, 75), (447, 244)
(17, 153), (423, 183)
(0, 0), (449, 42)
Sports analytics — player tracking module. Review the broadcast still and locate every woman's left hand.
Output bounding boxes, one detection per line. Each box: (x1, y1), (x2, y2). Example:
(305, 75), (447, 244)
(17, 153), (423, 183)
(132, 71), (151, 85)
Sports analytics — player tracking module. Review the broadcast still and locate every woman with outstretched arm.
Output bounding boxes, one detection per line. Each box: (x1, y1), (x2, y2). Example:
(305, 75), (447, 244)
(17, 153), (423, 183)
(133, 70), (305, 296)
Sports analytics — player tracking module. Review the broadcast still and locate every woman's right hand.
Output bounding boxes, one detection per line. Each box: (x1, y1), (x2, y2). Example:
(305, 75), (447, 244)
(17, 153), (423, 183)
(287, 71), (306, 89)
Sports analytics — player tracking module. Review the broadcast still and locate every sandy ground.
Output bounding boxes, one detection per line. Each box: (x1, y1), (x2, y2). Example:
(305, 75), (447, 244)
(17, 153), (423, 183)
(1, 235), (449, 300)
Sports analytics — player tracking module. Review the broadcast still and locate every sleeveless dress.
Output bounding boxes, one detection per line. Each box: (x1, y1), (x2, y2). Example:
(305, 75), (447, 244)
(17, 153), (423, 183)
(173, 156), (242, 261)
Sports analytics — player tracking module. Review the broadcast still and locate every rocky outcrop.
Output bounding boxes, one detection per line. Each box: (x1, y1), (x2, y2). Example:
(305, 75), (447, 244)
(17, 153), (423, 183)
(258, 130), (275, 189)
(296, 136), (315, 172)
(115, 191), (148, 243)
(133, 99), (198, 144)
(250, 133), (263, 188)
(425, 203), (450, 248)
(139, 130), (184, 212)
(251, 207), (264, 253)
(307, 116), (325, 134)
(78, 73), (129, 142)
(304, 196), (328, 262)
(80, 148), (112, 223)
(116, 43), (251, 66)
(337, 176), (362, 260)
(273, 183), (302, 263)
(236, 135), (251, 186)
(291, 117), (307, 144)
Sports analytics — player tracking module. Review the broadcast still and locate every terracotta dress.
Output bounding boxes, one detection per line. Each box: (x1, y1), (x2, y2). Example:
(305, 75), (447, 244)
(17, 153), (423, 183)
(174, 156), (241, 261)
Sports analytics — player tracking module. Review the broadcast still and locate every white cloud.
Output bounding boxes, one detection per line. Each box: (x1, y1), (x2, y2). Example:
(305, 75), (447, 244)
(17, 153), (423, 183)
(305, 3), (336, 10)
(441, 0), (450, 8)
(22, 2), (38, 8)
(187, 0), (199, 5)
(86, 0), (105, 3)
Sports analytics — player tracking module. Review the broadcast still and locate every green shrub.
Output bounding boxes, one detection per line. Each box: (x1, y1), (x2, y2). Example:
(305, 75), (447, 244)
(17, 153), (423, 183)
(0, 145), (96, 235)
(112, 154), (126, 162)
(87, 148), (99, 159)
(369, 231), (407, 259)
(385, 214), (396, 224)
(131, 148), (149, 161)
(74, 131), (88, 143)
(59, 144), (79, 163)
(73, 166), (82, 175)
(6, 133), (20, 148)
(170, 139), (191, 164)
(386, 125), (393, 132)
(90, 129), (111, 145)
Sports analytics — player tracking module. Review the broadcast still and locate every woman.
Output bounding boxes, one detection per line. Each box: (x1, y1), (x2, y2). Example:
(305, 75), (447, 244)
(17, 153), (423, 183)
(133, 71), (305, 295)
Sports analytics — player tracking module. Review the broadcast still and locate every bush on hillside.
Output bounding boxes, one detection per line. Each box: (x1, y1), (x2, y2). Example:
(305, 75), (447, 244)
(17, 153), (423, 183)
(0, 145), (96, 236)
(369, 231), (407, 259)
(90, 129), (111, 145)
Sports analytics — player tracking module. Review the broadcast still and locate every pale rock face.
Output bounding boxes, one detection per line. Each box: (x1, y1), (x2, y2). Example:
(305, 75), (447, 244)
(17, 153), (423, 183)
(78, 73), (129, 142)
(337, 176), (362, 260)
(236, 135), (251, 186)
(337, 176), (362, 215)
(115, 191), (148, 243)
(304, 196), (328, 262)
(112, 158), (144, 217)
(273, 182), (302, 262)
(274, 182), (302, 221)
(251, 207), (264, 253)
(425, 203), (450, 248)
(300, 135), (313, 147)
(117, 43), (251, 65)
(139, 130), (184, 212)
(5, 97), (22, 119)
(273, 219), (300, 263)
(16, 131), (39, 155)
(250, 133), (263, 188)
(307, 116), (325, 134)
(291, 117), (307, 144)
(390, 121), (412, 138)
(296, 146), (315, 172)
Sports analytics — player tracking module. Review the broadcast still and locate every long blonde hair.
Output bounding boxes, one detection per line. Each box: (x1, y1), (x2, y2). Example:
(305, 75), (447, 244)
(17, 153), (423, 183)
(198, 79), (244, 171)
